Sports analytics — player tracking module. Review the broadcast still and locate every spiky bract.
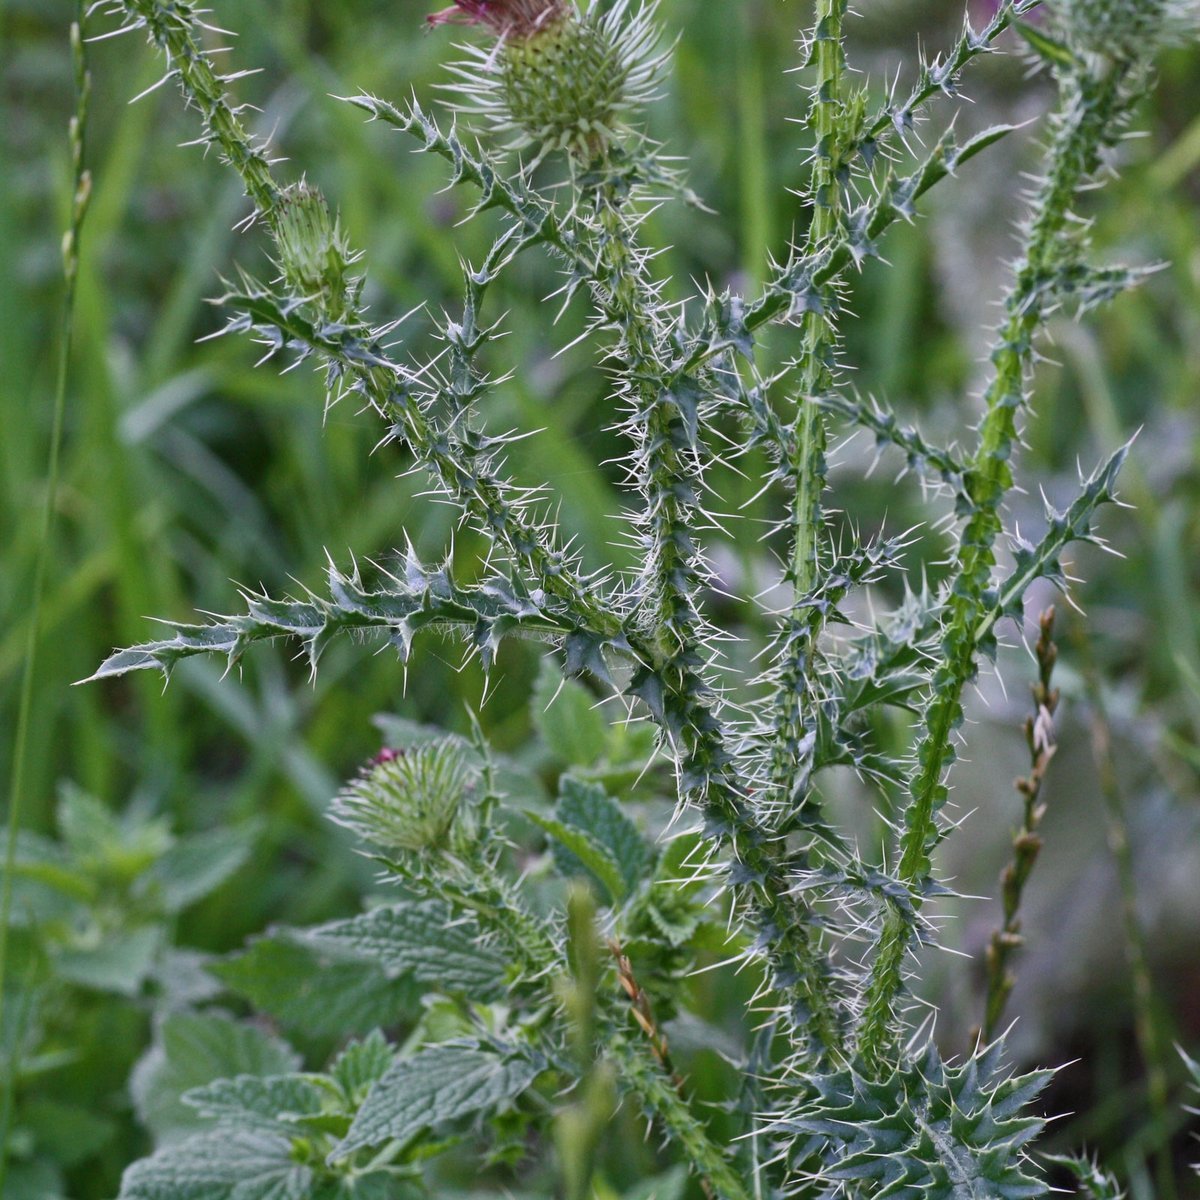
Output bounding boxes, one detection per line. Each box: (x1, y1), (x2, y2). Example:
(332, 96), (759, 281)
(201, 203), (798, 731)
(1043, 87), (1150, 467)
(439, 0), (669, 162)
(273, 180), (356, 319)
(331, 741), (476, 856)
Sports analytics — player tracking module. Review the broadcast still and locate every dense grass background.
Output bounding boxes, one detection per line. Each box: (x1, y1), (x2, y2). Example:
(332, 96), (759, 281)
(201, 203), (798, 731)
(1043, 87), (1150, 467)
(2, 1), (1200, 1196)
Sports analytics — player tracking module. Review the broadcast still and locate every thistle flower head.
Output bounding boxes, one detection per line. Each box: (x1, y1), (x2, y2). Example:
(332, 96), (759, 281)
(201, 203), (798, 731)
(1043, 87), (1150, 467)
(430, 0), (670, 164)
(330, 740), (476, 858)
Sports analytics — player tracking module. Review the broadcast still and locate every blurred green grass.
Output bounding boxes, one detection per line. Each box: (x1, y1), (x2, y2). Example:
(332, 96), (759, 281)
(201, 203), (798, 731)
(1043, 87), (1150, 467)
(2, 1), (1200, 1196)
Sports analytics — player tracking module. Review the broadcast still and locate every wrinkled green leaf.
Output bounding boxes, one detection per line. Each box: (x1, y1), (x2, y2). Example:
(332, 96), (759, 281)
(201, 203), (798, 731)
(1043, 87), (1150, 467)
(146, 823), (256, 912)
(531, 777), (649, 904)
(118, 1130), (310, 1200)
(183, 1073), (331, 1132)
(54, 925), (163, 996)
(329, 1031), (393, 1107)
(130, 1011), (301, 1144)
(211, 932), (420, 1038)
(331, 1045), (540, 1161)
(526, 809), (626, 904)
(307, 900), (507, 1000)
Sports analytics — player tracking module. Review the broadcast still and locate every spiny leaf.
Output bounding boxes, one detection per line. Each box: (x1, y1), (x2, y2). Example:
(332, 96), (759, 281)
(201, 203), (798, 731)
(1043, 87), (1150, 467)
(1013, 19), (1078, 70)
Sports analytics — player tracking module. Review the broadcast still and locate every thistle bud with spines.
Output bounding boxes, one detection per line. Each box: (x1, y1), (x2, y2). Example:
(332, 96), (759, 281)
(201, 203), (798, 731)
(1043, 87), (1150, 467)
(273, 179), (357, 320)
(430, 0), (669, 165)
(330, 741), (478, 859)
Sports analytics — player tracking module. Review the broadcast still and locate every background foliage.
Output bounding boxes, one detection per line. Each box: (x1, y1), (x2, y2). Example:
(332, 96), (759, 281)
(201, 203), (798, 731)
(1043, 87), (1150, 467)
(2, 0), (1199, 1196)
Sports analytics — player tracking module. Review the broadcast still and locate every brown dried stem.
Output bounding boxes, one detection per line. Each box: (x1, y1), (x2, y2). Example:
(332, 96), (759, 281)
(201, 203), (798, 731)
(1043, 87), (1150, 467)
(980, 606), (1060, 1043)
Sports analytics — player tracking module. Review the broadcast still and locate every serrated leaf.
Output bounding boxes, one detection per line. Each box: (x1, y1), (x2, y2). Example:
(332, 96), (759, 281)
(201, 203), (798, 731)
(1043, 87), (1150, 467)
(526, 810), (626, 904)
(307, 900), (507, 1000)
(329, 1031), (393, 1106)
(118, 1130), (310, 1200)
(532, 660), (608, 767)
(56, 784), (121, 856)
(212, 932), (419, 1039)
(559, 778), (649, 893)
(331, 1045), (540, 1161)
(130, 1011), (301, 1145)
(182, 1074), (330, 1132)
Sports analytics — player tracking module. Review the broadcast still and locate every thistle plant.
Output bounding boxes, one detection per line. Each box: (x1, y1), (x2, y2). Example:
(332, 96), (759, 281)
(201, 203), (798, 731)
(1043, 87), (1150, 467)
(84, 0), (1199, 1196)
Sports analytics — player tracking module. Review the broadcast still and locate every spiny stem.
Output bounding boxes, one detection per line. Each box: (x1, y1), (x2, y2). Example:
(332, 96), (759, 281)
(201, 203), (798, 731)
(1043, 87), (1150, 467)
(850, 0), (1041, 166)
(0, 10), (90, 1193)
(611, 1035), (752, 1200)
(582, 167), (844, 1059)
(112, 2), (626, 646)
(767, 0), (845, 817)
(118, 0), (280, 220)
(858, 63), (1129, 1068)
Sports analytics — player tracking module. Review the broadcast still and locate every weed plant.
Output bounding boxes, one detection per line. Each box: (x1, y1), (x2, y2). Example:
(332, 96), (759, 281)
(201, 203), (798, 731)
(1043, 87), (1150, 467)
(16, 0), (1200, 1196)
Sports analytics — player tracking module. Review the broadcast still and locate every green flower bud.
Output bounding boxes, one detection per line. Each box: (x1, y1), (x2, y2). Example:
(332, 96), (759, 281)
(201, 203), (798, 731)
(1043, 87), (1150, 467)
(431, 0), (668, 164)
(330, 741), (475, 857)
(273, 180), (354, 316)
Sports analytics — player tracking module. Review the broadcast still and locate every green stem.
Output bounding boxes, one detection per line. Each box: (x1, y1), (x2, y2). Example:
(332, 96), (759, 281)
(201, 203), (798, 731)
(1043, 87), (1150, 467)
(584, 166), (845, 1059)
(768, 0), (844, 802)
(611, 1037), (752, 1200)
(0, 10), (90, 1192)
(857, 64), (1128, 1069)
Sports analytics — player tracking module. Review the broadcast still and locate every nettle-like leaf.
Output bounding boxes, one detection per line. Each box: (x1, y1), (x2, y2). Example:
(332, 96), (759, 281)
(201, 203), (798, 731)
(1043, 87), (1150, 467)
(529, 776), (649, 905)
(306, 899), (510, 1001)
(54, 925), (164, 996)
(119, 1130), (304, 1200)
(145, 823), (256, 913)
(329, 1031), (394, 1109)
(182, 1073), (332, 1134)
(211, 929), (422, 1038)
(776, 1044), (1052, 1199)
(131, 1011), (302, 1145)
(330, 1044), (543, 1161)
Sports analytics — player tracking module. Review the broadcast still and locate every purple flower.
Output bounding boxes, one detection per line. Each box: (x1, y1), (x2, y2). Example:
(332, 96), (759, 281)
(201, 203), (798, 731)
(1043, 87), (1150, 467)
(426, 0), (566, 38)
